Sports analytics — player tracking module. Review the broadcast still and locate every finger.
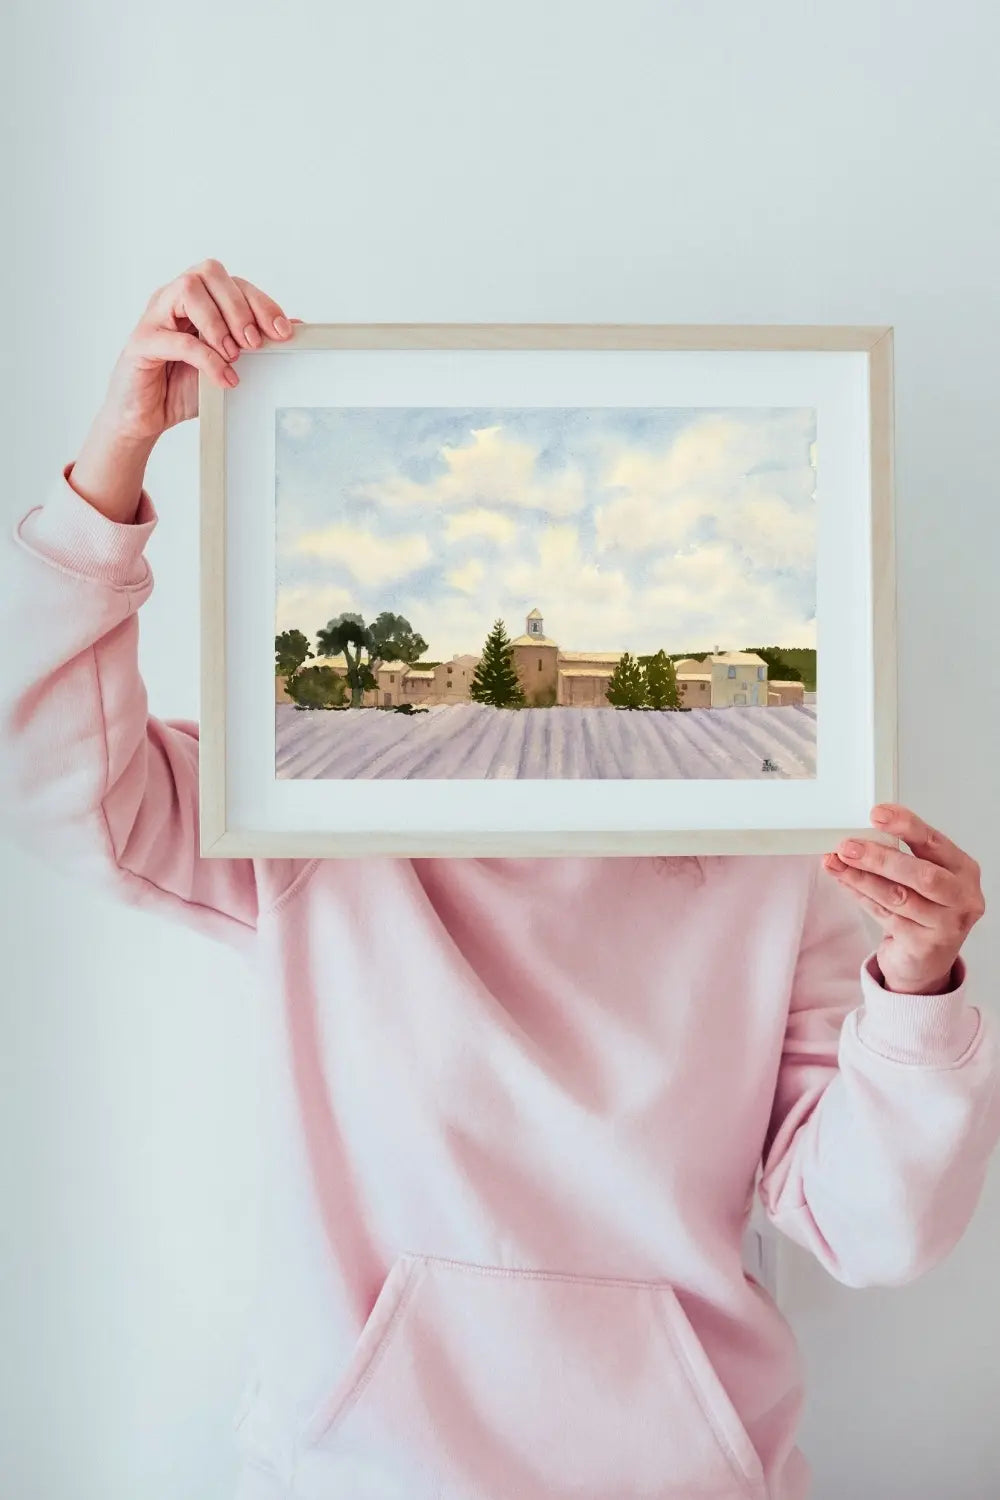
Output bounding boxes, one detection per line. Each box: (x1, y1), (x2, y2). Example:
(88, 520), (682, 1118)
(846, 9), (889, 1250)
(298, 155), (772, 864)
(163, 272), (241, 362)
(134, 328), (237, 388)
(836, 837), (962, 907)
(854, 892), (907, 933)
(869, 804), (968, 873)
(193, 258), (261, 349)
(233, 277), (294, 339)
(829, 861), (939, 928)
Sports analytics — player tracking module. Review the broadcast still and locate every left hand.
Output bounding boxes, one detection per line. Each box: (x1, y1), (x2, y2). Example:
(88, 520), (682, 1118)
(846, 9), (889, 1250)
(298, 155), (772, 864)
(823, 804), (986, 995)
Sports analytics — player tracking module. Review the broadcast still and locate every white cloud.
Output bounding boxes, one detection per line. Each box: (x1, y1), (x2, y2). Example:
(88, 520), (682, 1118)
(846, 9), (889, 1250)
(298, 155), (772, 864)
(293, 523), (432, 587)
(644, 544), (816, 649)
(444, 508), (518, 545)
(594, 492), (709, 553)
(361, 424), (586, 516)
(275, 582), (356, 638)
(278, 410), (314, 439)
(717, 493), (816, 571)
(593, 411), (816, 574)
(447, 558), (486, 594)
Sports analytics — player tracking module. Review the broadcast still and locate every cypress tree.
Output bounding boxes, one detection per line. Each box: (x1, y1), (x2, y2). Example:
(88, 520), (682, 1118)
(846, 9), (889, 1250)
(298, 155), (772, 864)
(470, 619), (527, 708)
(644, 649), (681, 709)
(606, 652), (649, 708)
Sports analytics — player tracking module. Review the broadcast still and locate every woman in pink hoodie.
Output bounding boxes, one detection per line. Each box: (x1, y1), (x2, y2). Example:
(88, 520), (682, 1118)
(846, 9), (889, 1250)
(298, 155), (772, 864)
(3, 260), (999, 1500)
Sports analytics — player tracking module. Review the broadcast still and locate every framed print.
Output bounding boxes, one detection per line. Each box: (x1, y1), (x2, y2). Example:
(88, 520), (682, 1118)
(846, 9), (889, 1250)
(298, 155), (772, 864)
(199, 323), (895, 858)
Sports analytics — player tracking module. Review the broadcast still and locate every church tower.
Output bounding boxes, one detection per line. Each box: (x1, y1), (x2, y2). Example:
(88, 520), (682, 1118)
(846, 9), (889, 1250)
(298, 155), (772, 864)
(510, 607), (559, 705)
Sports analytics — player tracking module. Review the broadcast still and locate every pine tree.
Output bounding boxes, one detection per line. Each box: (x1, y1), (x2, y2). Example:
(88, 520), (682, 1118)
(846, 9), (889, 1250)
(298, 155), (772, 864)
(644, 649), (681, 709)
(606, 652), (649, 708)
(470, 619), (526, 708)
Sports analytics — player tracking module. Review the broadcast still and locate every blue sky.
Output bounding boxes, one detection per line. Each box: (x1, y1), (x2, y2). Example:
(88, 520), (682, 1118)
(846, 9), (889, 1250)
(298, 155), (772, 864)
(275, 406), (817, 660)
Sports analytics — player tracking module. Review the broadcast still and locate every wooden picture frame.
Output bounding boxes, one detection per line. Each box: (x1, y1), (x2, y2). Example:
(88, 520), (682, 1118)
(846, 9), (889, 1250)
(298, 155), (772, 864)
(199, 323), (895, 858)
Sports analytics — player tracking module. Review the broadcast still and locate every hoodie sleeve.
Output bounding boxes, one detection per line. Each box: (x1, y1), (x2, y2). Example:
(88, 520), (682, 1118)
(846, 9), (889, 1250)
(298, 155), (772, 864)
(757, 860), (1000, 1287)
(0, 464), (308, 954)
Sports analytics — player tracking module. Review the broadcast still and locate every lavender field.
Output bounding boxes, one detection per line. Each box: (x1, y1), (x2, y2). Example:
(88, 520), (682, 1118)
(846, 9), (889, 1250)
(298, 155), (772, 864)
(275, 703), (817, 781)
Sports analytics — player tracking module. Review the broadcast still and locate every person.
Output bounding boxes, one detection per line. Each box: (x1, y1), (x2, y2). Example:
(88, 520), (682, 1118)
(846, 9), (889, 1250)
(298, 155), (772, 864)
(2, 260), (998, 1500)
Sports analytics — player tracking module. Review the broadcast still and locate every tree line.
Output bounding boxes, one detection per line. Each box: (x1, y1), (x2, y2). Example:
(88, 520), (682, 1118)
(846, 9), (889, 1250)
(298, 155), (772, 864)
(277, 612), (814, 711)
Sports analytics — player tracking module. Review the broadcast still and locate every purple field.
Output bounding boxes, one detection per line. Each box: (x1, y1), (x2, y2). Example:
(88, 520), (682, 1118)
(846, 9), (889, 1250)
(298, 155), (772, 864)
(275, 702), (817, 781)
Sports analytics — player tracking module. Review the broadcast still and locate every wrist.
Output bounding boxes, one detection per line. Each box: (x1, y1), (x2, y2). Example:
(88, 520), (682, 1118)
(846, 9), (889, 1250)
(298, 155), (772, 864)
(875, 956), (957, 995)
(70, 414), (157, 524)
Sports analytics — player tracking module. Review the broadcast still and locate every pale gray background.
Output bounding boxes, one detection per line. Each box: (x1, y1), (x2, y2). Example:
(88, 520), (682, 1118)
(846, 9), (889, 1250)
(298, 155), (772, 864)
(4, 2), (999, 1497)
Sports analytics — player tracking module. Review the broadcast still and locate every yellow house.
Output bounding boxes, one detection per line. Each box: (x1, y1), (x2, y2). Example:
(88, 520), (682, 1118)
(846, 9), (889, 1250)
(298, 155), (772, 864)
(710, 652), (768, 707)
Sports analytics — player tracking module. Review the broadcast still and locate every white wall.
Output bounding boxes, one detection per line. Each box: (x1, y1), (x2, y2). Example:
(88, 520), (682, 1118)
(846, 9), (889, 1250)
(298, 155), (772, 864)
(5, 2), (999, 1496)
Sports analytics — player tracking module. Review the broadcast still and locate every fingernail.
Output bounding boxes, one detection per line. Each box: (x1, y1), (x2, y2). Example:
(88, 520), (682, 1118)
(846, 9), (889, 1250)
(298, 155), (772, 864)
(223, 335), (239, 359)
(871, 807), (891, 824)
(244, 324), (262, 348)
(842, 841), (862, 859)
(273, 316), (291, 337)
(224, 366), (239, 387)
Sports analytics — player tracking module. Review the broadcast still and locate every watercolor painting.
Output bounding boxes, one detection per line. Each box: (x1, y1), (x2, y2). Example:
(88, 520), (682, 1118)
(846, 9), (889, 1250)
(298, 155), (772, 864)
(273, 406), (817, 780)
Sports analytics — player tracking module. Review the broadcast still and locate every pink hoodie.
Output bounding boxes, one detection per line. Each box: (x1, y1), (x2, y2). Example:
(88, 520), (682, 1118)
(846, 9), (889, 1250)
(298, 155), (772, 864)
(3, 465), (1000, 1500)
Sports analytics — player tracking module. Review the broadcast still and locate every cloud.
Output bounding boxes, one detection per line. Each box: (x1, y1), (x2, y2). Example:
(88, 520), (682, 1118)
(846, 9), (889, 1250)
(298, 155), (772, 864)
(293, 523), (432, 587)
(361, 424), (586, 516)
(444, 508), (517, 545)
(717, 493), (816, 571)
(276, 408), (818, 658)
(275, 582), (356, 638)
(644, 544), (816, 649)
(593, 411), (816, 572)
(447, 558), (486, 594)
(278, 410), (314, 439)
(594, 492), (709, 553)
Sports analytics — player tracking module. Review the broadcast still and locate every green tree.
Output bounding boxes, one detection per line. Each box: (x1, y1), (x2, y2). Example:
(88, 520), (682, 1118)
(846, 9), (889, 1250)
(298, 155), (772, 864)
(287, 665), (349, 708)
(275, 629), (313, 693)
(644, 649), (681, 709)
(317, 611), (428, 708)
(470, 619), (526, 708)
(606, 652), (649, 708)
(370, 611), (429, 670)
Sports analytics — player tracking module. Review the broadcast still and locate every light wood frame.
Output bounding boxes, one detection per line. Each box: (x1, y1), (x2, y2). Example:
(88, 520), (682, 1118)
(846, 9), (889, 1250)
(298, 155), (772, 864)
(199, 323), (896, 859)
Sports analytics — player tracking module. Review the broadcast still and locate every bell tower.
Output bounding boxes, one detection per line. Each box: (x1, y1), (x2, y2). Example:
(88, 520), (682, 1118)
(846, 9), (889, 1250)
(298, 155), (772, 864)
(526, 607), (544, 638)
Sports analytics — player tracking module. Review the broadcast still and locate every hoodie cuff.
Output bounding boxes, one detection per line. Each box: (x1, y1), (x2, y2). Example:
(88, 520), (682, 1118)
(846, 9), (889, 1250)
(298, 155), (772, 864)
(14, 463), (158, 588)
(855, 952), (980, 1065)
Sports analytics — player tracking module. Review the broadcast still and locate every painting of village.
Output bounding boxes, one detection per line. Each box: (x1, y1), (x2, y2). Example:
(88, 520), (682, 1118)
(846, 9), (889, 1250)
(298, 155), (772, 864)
(274, 406), (817, 780)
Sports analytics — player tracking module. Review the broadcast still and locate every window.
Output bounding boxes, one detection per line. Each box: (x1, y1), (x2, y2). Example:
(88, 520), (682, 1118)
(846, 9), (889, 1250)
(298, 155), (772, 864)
(538, 659), (543, 671)
(757, 666), (765, 680)
(390, 674), (395, 683)
(728, 666), (736, 678)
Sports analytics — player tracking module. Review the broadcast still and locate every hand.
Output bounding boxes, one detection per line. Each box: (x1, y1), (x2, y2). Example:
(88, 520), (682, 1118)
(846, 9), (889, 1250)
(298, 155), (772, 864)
(823, 805), (986, 995)
(101, 258), (297, 440)
(69, 260), (299, 522)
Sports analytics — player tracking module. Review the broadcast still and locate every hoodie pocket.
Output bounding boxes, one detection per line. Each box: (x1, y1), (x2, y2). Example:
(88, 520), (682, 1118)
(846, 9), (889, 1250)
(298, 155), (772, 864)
(292, 1255), (767, 1500)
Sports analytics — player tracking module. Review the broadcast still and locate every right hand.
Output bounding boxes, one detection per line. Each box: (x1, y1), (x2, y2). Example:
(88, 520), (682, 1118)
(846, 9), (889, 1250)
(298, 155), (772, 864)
(99, 258), (298, 444)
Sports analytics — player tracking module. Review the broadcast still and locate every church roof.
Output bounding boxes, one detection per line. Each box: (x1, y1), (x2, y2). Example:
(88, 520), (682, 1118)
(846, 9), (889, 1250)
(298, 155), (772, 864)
(526, 608), (543, 619)
(511, 634), (559, 647)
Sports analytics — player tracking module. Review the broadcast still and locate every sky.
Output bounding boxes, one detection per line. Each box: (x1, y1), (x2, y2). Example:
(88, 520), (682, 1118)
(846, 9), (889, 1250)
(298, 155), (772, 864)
(275, 406), (817, 661)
